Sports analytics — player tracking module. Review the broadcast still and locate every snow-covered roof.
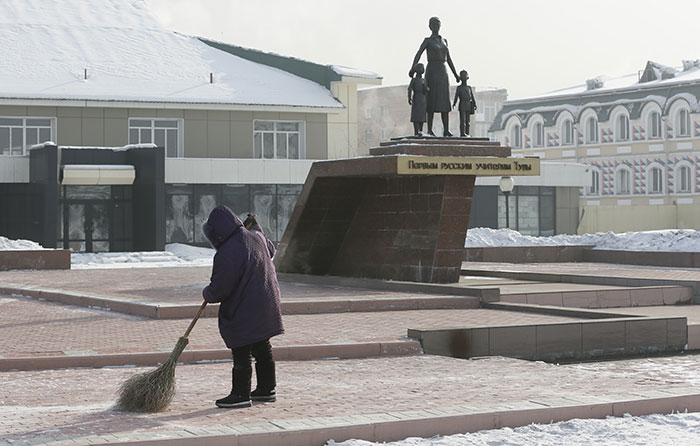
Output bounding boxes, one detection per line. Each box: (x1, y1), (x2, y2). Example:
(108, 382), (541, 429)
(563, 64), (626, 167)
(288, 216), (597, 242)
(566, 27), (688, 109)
(519, 61), (700, 101)
(490, 60), (700, 131)
(0, 0), (344, 109)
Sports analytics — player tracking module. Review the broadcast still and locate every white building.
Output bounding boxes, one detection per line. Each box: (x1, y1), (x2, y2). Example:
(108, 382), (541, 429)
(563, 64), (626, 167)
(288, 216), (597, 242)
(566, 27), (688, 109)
(490, 60), (700, 233)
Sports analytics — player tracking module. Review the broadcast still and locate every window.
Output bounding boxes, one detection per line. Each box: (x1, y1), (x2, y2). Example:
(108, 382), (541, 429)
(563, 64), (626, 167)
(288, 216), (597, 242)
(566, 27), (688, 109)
(587, 168), (600, 195)
(562, 119), (573, 145)
(616, 114), (630, 141)
(128, 118), (182, 158)
(647, 165), (664, 194)
(511, 124), (521, 148)
(586, 116), (598, 143)
(364, 128), (373, 142)
(364, 108), (372, 119)
(616, 167), (631, 195)
(0, 117), (54, 156)
(649, 111), (662, 139)
(533, 122), (544, 147)
(676, 164), (693, 193)
(253, 121), (305, 159)
(678, 109), (691, 137)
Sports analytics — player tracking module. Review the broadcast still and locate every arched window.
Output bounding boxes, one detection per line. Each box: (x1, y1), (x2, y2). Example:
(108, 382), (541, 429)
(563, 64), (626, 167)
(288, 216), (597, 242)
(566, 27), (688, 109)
(586, 116), (598, 143)
(615, 166), (632, 195)
(511, 124), (522, 148)
(587, 167), (601, 195)
(616, 114), (630, 141)
(561, 119), (573, 145)
(646, 164), (664, 194)
(678, 109), (691, 137)
(533, 122), (544, 147)
(676, 163), (693, 193)
(649, 111), (662, 139)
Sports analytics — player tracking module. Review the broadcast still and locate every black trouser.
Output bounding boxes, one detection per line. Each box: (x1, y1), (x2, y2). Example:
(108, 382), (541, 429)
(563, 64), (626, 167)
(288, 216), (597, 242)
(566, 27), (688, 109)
(231, 338), (275, 397)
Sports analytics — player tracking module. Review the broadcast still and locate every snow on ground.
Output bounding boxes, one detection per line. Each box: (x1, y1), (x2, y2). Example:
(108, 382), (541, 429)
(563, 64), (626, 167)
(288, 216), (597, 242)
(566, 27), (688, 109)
(4, 228), (700, 269)
(327, 412), (700, 446)
(465, 228), (700, 252)
(70, 243), (214, 269)
(0, 236), (45, 251)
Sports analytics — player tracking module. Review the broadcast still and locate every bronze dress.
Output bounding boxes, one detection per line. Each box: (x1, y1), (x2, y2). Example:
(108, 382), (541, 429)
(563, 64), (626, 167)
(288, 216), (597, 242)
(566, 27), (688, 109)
(423, 35), (452, 113)
(408, 77), (427, 123)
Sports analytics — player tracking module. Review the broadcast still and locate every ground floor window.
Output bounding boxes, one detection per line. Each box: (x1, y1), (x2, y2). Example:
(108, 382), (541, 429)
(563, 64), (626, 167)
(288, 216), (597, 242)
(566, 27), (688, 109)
(165, 183), (303, 245)
(497, 186), (555, 236)
(0, 117), (54, 156)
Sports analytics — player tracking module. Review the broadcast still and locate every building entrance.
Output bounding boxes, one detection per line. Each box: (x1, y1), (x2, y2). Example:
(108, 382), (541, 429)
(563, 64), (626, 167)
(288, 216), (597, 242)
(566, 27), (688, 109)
(60, 186), (133, 253)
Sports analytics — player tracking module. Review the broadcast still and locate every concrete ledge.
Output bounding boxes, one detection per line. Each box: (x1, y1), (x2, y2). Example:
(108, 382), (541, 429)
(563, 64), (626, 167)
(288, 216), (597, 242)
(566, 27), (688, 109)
(0, 340), (422, 371)
(12, 389), (700, 445)
(0, 249), (71, 271)
(408, 316), (688, 361)
(464, 246), (700, 268)
(499, 286), (692, 308)
(584, 249), (700, 268)
(465, 246), (592, 263)
(278, 273), (498, 300)
(0, 284), (480, 319)
(461, 268), (700, 300)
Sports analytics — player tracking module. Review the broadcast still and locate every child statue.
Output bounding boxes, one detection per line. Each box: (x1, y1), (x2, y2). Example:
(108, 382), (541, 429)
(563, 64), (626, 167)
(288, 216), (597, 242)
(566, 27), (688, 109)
(453, 70), (477, 137)
(408, 63), (428, 136)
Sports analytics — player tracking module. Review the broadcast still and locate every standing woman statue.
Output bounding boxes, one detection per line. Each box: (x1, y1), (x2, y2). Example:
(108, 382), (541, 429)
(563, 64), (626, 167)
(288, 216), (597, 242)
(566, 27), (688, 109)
(409, 16), (460, 137)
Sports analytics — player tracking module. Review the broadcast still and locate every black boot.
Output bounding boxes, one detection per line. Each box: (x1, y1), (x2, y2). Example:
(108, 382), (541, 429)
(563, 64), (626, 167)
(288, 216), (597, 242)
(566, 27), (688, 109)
(252, 360), (276, 402)
(216, 362), (252, 408)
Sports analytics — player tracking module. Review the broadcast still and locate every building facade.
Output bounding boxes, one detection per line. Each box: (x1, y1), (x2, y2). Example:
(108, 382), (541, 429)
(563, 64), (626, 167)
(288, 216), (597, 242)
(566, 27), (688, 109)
(490, 60), (700, 233)
(0, 0), (380, 251)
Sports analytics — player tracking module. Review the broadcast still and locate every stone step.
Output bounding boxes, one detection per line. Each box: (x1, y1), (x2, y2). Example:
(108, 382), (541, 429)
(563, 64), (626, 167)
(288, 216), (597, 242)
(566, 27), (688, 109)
(0, 340), (421, 371)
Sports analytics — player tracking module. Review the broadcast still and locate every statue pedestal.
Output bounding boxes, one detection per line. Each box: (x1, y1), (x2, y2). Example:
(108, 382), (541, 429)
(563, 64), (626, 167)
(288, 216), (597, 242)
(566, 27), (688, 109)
(274, 137), (539, 283)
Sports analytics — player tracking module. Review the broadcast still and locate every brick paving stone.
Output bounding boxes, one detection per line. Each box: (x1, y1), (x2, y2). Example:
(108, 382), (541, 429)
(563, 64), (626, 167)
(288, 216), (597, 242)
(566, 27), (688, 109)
(0, 294), (580, 358)
(0, 267), (441, 305)
(2, 354), (699, 444)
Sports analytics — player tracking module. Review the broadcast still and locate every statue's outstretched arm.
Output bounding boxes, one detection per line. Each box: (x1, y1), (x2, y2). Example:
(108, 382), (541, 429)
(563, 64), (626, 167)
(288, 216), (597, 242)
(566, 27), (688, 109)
(409, 39), (428, 77)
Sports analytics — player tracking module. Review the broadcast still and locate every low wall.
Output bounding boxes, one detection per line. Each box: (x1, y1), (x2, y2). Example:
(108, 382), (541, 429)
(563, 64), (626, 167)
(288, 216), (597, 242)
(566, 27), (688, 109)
(409, 316), (687, 361)
(464, 246), (592, 263)
(0, 250), (70, 271)
(464, 245), (700, 268)
(583, 249), (700, 268)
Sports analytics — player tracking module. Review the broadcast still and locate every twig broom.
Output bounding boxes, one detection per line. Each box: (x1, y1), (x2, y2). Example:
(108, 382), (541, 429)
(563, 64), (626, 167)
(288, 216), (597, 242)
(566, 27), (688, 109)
(115, 301), (207, 412)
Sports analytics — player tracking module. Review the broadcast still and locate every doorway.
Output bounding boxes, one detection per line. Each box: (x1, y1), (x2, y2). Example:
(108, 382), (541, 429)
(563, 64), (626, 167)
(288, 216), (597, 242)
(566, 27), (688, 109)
(60, 186), (133, 253)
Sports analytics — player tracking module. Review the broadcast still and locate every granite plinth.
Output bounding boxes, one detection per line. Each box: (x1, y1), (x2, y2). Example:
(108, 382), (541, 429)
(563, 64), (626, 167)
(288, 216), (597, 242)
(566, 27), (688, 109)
(274, 138), (519, 284)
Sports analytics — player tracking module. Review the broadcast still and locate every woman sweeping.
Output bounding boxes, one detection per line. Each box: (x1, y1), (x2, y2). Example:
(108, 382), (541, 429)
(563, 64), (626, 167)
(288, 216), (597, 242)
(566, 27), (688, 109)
(409, 16), (460, 137)
(202, 206), (284, 409)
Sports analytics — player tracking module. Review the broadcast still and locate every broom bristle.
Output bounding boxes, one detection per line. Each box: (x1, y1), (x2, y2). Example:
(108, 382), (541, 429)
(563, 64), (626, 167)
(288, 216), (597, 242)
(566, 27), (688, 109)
(115, 336), (189, 412)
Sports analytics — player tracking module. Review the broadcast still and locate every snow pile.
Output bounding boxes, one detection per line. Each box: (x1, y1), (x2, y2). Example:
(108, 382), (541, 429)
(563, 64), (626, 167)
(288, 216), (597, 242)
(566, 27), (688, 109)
(465, 228), (700, 252)
(71, 243), (213, 269)
(327, 412), (700, 445)
(0, 236), (45, 251)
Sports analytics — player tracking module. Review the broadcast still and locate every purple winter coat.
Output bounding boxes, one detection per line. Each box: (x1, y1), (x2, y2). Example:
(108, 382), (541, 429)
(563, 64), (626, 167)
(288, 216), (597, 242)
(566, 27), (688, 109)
(202, 206), (284, 349)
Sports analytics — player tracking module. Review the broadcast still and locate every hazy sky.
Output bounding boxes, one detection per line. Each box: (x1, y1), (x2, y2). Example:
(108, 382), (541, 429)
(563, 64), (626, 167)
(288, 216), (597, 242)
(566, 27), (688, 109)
(147, 0), (699, 100)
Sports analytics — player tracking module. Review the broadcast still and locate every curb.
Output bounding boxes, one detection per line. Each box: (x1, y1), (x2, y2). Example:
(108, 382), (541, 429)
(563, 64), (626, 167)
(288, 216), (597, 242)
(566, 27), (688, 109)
(1, 285), (480, 319)
(0, 340), (422, 371)
(4, 388), (699, 446)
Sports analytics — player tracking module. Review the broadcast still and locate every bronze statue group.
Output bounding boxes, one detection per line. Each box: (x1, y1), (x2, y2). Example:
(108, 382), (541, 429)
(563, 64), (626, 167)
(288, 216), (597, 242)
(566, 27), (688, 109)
(408, 16), (477, 137)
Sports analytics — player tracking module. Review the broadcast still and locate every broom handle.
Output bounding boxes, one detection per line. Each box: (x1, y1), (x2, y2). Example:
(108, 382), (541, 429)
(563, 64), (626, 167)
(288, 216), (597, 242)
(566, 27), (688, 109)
(183, 301), (208, 339)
